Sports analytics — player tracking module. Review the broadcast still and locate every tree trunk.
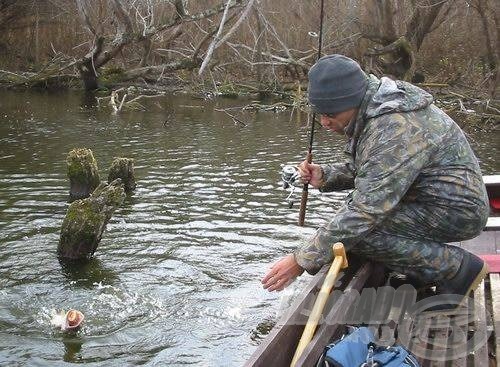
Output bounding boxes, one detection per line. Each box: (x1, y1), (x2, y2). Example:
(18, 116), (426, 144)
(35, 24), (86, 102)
(77, 61), (99, 91)
(58, 179), (125, 260)
(358, 0), (447, 80)
(473, 0), (498, 98)
(139, 38), (153, 67)
(67, 148), (100, 202)
(405, 0), (446, 51)
(75, 1), (133, 91)
(253, 8), (265, 91)
(174, 0), (188, 19)
(77, 37), (104, 91)
(108, 158), (136, 192)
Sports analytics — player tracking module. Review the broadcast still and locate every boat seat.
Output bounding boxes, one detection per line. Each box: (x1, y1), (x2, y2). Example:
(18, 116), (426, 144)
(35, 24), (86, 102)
(485, 216), (500, 231)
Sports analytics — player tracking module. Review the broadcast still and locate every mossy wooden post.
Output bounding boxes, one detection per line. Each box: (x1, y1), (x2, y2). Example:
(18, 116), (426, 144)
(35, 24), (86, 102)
(58, 179), (125, 260)
(67, 148), (100, 202)
(108, 157), (136, 192)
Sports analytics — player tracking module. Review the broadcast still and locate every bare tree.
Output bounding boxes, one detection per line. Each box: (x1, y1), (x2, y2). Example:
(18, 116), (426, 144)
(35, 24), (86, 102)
(75, 0), (133, 90)
(356, 0), (451, 80)
(1, 0), (498, 104)
(222, 4), (315, 88)
(467, 0), (499, 98)
(0, 0), (31, 31)
(72, 0), (253, 90)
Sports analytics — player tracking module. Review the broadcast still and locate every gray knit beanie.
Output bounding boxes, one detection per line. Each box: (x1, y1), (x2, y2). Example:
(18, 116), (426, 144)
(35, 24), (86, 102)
(308, 54), (368, 114)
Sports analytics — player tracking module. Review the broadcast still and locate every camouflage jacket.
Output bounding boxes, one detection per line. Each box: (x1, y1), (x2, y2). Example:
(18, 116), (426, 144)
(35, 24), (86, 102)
(294, 75), (489, 274)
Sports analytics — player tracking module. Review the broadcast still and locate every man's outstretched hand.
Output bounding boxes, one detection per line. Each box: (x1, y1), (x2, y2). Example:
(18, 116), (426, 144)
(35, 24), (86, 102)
(261, 254), (304, 291)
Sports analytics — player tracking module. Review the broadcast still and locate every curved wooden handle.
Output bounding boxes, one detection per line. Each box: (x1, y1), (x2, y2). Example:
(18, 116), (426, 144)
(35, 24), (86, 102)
(290, 243), (348, 367)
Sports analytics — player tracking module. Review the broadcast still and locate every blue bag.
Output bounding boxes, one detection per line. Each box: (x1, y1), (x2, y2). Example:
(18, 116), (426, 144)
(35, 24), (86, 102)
(316, 327), (420, 367)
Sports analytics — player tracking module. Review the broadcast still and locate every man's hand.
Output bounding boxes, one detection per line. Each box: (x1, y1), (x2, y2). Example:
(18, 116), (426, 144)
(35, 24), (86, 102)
(261, 254), (304, 291)
(297, 160), (323, 189)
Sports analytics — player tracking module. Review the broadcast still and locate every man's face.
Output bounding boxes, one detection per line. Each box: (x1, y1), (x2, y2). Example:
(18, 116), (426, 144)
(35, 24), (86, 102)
(319, 108), (358, 133)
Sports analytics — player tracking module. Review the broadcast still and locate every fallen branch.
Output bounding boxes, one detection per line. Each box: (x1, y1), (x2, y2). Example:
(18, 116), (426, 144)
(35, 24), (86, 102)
(227, 42), (308, 69)
(417, 83), (449, 88)
(214, 0), (256, 48)
(144, 0), (245, 38)
(97, 87), (165, 113)
(198, 0), (233, 75)
(0, 69), (29, 80)
(452, 110), (500, 120)
(214, 108), (247, 126)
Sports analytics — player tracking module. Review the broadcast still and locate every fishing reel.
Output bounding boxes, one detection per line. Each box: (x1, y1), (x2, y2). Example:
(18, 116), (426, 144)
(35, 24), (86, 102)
(281, 165), (300, 208)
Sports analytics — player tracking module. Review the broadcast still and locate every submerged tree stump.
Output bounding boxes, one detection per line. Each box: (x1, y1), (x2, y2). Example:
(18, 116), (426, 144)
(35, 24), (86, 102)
(108, 157), (136, 192)
(67, 148), (100, 202)
(58, 179), (125, 260)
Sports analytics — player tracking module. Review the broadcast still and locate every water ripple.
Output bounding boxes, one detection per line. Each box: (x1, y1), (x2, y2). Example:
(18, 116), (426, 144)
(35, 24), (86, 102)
(0, 90), (498, 365)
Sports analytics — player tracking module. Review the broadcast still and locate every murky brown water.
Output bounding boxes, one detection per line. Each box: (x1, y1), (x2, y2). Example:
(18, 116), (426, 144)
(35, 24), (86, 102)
(0, 90), (498, 366)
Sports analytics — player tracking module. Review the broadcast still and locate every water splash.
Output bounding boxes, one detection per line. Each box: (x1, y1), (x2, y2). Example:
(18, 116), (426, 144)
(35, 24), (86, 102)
(49, 309), (66, 329)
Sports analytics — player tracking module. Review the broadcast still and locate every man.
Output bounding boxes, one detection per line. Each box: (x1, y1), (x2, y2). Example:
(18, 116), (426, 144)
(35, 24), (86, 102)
(261, 55), (489, 308)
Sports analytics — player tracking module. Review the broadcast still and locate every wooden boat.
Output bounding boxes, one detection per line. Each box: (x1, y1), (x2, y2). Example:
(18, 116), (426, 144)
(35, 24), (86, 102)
(245, 175), (500, 367)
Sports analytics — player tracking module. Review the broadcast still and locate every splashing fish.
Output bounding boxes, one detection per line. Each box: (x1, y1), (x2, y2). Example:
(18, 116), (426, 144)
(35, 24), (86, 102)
(50, 309), (84, 331)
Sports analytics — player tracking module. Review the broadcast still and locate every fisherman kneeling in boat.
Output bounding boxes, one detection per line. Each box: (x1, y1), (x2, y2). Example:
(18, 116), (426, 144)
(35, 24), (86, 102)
(262, 54), (489, 310)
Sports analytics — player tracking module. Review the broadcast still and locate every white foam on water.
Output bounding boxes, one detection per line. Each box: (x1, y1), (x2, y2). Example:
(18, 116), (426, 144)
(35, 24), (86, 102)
(49, 309), (66, 329)
(93, 281), (113, 290)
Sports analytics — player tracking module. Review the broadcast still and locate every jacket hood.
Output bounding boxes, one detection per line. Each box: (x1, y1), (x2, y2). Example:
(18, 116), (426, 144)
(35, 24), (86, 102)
(364, 75), (433, 119)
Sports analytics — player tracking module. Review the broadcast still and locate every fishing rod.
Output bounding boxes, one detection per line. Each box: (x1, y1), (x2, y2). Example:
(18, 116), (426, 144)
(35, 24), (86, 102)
(298, 0), (325, 227)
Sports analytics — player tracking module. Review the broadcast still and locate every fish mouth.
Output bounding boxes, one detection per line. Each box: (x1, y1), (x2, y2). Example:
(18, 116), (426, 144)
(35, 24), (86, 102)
(65, 309), (84, 330)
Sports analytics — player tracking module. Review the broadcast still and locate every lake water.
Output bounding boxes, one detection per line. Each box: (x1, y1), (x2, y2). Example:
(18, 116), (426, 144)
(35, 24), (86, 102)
(0, 90), (498, 366)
